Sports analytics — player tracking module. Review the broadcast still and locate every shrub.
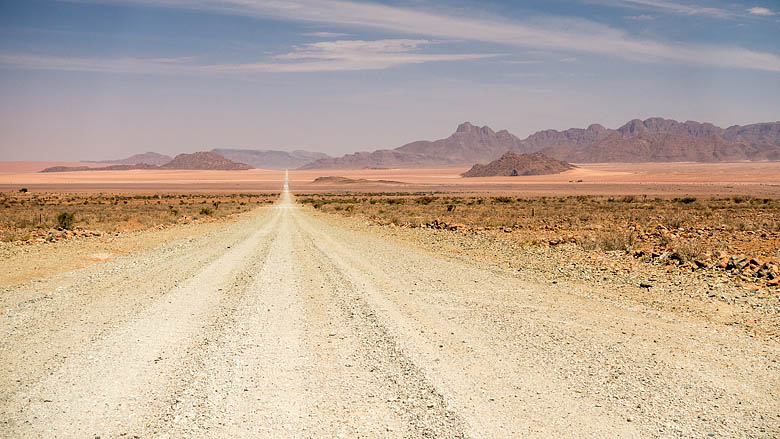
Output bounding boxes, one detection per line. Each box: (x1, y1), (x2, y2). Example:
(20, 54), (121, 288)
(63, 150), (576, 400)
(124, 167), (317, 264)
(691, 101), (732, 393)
(666, 213), (690, 229)
(675, 197), (697, 204)
(18, 188), (28, 193)
(594, 230), (636, 252)
(199, 207), (213, 216)
(56, 212), (75, 230)
(415, 196), (435, 205)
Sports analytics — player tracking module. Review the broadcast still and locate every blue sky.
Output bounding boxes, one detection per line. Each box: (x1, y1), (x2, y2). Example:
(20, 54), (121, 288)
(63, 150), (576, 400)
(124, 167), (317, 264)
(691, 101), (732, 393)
(0, 0), (778, 160)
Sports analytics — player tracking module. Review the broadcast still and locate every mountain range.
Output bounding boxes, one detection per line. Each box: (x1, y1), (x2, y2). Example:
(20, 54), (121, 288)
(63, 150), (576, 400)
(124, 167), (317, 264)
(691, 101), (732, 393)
(75, 117), (780, 170)
(211, 148), (330, 170)
(302, 118), (780, 169)
(86, 152), (173, 166)
(43, 152), (251, 172)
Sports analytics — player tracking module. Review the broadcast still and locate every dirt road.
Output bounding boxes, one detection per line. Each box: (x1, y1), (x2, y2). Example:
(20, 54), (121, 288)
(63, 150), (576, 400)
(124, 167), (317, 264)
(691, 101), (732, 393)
(1, 186), (778, 438)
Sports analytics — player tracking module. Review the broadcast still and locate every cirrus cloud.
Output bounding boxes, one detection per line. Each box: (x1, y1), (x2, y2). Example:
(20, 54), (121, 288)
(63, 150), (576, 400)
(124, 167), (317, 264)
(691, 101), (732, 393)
(0, 39), (498, 75)
(64, 0), (780, 72)
(747, 7), (775, 16)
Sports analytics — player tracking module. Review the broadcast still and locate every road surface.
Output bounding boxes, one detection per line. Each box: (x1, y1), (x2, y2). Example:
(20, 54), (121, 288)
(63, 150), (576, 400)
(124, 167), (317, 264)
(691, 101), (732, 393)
(1, 185), (778, 438)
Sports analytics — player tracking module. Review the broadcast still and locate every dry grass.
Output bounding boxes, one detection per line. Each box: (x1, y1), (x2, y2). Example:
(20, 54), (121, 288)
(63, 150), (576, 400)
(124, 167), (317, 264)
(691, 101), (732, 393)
(297, 193), (780, 261)
(0, 192), (277, 242)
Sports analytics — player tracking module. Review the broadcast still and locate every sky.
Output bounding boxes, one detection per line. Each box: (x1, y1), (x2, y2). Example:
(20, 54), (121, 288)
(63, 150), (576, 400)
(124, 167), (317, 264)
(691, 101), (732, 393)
(0, 0), (779, 161)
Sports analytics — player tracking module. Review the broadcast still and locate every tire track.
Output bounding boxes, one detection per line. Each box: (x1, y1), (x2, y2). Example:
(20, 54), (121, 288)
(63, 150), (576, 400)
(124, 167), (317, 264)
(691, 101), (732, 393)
(2, 207), (282, 438)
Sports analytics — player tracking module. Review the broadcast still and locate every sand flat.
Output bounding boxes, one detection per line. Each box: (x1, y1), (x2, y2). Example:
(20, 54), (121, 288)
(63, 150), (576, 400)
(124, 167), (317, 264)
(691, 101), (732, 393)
(0, 162), (779, 196)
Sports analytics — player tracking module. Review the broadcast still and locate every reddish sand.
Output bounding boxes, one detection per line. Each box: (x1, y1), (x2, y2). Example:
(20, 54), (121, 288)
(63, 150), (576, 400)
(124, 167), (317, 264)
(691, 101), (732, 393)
(1, 162), (779, 197)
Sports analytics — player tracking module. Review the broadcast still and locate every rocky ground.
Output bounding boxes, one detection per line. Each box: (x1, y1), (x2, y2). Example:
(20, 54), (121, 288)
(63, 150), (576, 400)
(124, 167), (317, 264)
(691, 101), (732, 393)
(1, 190), (778, 438)
(330, 215), (780, 339)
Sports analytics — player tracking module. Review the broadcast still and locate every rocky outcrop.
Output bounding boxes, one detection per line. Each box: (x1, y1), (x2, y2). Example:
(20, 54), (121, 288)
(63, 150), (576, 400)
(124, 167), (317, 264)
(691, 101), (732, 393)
(461, 152), (574, 177)
(161, 152), (252, 170)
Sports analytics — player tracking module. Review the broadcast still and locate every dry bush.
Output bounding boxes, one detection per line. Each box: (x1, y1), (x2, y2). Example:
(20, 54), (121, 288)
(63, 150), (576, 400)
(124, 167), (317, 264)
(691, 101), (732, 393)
(0, 192), (277, 242)
(297, 193), (780, 261)
(594, 230), (636, 252)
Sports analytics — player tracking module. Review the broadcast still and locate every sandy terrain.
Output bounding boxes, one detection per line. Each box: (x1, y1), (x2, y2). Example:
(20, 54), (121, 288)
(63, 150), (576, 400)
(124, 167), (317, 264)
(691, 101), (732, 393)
(1, 185), (777, 438)
(1, 162), (779, 196)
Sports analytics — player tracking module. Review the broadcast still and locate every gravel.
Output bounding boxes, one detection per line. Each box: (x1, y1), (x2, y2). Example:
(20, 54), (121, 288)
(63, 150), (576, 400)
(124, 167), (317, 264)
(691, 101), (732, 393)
(0, 191), (777, 438)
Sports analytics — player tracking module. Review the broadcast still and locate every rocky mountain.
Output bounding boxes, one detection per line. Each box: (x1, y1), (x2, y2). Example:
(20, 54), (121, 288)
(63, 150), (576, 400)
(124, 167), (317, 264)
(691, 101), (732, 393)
(160, 152), (252, 170)
(211, 148), (330, 170)
(88, 152), (172, 166)
(462, 152), (574, 177)
(615, 118), (724, 138)
(301, 122), (530, 169)
(723, 122), (780, 145)
(520, 124), (612, 151)
(304, 118), (780, 169)
(542, 133), (780, 163)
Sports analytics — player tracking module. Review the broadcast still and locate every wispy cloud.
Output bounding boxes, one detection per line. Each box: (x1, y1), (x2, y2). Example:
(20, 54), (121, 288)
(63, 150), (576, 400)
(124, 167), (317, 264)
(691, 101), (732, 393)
(747, 6), (775, 16)
(68, 0), (780, 72)
(607, 0), (733, 18)
(0, 54), (196, 74)
(302, 31), (350, 38)
(625, 14), (656, 20)
(205, 39), (497, 72)
(505, 59), (543, 65)
(0, 39), (496, 74)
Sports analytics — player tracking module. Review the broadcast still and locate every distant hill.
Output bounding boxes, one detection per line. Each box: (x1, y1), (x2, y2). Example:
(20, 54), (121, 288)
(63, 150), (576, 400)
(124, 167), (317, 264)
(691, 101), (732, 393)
(302, 118), (780, 169)
(42, 152), (251, 172)
(541, 118), (780, 162)
(462, 152), (574, 177)
(301, 122), (530, 169)
(41, 163), (161, 173)
(541, 133), (780, 163)
(212, 148), (329, 169)
(87, 152), (172, 166)
(520, 124), (612, 151)
(309, 176), (405, 185)
(161, 152), (252, 170)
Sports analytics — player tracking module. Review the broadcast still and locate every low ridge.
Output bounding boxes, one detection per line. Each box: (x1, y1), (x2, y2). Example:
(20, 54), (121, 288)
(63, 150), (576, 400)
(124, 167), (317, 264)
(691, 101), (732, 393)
(41, 164), (161, 173)
(211, 148), (330, 169)
(87, 152), (172, 166)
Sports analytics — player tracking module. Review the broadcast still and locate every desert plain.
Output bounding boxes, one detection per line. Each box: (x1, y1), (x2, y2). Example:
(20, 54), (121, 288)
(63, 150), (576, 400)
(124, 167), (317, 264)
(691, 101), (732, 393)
(2, 161), (780, 196)
(1, 162), (779, 438)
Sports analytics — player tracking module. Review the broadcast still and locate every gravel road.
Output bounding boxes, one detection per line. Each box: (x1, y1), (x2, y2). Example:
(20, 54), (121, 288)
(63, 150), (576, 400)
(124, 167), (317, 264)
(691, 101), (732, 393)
(1, 187), (778, 438)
